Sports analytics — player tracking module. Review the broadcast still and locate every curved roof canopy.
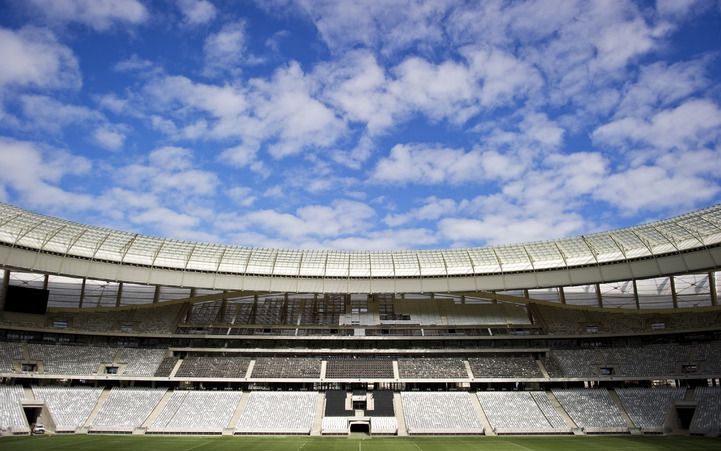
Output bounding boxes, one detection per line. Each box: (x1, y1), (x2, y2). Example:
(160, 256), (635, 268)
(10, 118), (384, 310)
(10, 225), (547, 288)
(0, 202), (720, 293)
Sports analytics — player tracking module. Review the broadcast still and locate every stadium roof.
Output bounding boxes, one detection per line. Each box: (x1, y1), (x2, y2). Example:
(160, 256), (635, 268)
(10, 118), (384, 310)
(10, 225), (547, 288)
(0, 202), (720, 293)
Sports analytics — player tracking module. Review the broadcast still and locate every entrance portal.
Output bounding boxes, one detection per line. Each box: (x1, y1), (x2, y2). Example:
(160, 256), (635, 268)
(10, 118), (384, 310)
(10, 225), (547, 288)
(349, 422), (370, 434)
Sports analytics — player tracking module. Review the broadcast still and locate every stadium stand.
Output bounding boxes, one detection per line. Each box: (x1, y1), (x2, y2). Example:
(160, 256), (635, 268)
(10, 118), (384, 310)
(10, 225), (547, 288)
(324, 390), (353, 417)
(250, 357), (321, 378)
(0, 385), (29, 434)
(552, 389), (627, 433)
(28, 343), (115, 375)
(174, 356), (250, 378)
(325, 358), (394, 379)
(398, 358), (468, 379)
(371, 417), (398, 434)
(367, 390), (394, 417)
(32, 386), (103, 432)
(114, 348), (166, 376)
(400, 392), (483, 434)
(321, 416), (349, 435)
(150, 390), (241, 433)
(690, 387), (721, 435)
(0, 342), (21, 373)
(91, 387), (166, 432)
(477, 391), (570, 434)
(468, 355), (542, 378)
(235, 391), (316, 434)
(154, 356), (178, 377)
(616, 388), (686, 431)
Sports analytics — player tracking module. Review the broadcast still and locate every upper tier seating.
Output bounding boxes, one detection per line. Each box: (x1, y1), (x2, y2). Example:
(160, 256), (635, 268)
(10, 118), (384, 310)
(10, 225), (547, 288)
(0, 342), (22, 373)
(154, 356), (178, 377)
(690, 387), (721, 435)
(477, 391), (570, 433)
(544, 341), (721, 378)
(151, 390), (242, 432)
(325, 358), (394, 379)
(32, 386), (103, 432)
(28, 343), (115, 375)
(0, 385), (28, 434)
(174, 356), (250, 378)
(91, 387), (166, 431)
(468, 355), (542, 378)
(115, 348), (166, 376)
(400, 391), (483, 434)
(251, 357), (321, 378)
(616, 388), (686, 430)
(236, 391), (316, 434)
(398, 358), (468, 379)
(552, 389), (627, 432)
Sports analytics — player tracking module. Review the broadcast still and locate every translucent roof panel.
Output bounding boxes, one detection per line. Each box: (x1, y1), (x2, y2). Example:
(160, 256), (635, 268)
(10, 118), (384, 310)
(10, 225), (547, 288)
(186, 244), (225, 272)
(349, 253), (370, 278)
(609, 230), (651, 259)
(245, 248), (277, 275)
(556, 238), (596, 267)
(217, 247), (252, 273)
(370, 253), (394, 278)
(655, 221), (702, 251)
(273, 249), (302, 276)
(123, 236), (162, 266)
(466, 248), (501, 273)
(524, 242), (564, 270)
(584, 234), (624, 263)
(298, 251), (326, 277)
(1, 202), (720, 281)
(417, 251), (446, 276)
(679, 215), (721, 246)
(324, 251), (349, 278)
(442, 249), (473, 275)
(494, 246), (533, 272)
(392, 252), (420, 277)
(154, 240), (194, 268)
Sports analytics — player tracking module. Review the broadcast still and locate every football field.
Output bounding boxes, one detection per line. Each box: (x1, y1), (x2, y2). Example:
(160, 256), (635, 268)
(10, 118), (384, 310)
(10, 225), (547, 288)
(1, 435), (720, 451)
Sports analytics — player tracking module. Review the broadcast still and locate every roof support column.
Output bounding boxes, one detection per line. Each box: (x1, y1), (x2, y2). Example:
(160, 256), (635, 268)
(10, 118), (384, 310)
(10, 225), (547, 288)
(559, 286), (566, 304)
(152, 285), (161, 304)
(709, 272), (717, 307)
(523, 289), (529, 299)
(115, 282), (123, 308)
(42, 274), (49, 290)
(670, 276), (678, 309)
(595, 283), (603, 308)
(0, 270), (9, 312)
(78, 277), (86, 309)
(632, 280), (640, 310)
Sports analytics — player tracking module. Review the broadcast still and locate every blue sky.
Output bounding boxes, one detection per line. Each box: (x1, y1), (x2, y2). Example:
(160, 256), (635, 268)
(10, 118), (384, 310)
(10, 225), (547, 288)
(0, 0), (720, 250)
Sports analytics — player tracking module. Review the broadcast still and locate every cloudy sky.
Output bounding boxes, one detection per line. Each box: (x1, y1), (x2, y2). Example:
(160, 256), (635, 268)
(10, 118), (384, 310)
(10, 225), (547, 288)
(0, 0), (720, 250)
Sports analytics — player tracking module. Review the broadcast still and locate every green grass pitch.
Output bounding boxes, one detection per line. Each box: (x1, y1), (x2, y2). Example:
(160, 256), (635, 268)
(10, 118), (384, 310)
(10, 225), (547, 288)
(1, 435), (721, 451)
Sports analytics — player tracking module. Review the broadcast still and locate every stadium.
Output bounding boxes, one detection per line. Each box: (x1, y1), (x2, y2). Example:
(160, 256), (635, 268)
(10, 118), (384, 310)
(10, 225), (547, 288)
(0, 200), (720, 451)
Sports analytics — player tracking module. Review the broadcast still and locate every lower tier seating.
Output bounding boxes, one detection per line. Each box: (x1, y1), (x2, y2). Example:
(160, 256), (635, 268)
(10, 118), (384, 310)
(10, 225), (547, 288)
(150, 390), (242, 433)
(690, 387), (721, 435)
(400, 391), (483, 434)
(236, 391), (317, 434)
(0, 385), (28, 434)
(477, 391), (570, 433)
(91, 387), (166, 432)
(616, 388), (686, 430)
(553, 389), (627, 432)
(32, 386), (103, 432)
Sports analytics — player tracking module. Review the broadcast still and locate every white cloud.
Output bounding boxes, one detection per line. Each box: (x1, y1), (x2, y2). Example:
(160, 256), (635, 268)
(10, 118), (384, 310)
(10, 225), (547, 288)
(372, 143), (521, 185)
(226, 186), (256, 207)
(384, 197), (458, 227)
(204, 21), (253, 75)
(19, 95), (99, 132)
(595, 165), (719, 213)
(593, 99), (721, 150)
(93, 125), (126, 150)
(28, 0), (148, 31)
(179, 0), (217, 26)
(0, 137), (93, 212)
(0, 27), (80, 90)
(225, 199), (376, 240)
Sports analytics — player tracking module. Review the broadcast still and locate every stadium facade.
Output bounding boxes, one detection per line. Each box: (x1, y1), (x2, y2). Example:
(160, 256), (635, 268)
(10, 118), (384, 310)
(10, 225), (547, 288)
(0, 201), (720, 437)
